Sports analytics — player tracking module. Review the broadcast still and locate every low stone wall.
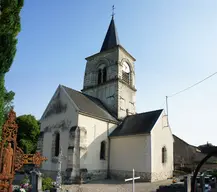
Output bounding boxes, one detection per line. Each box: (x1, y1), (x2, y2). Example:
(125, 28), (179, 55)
(83, 170), (107, 181)
(109, 170), (173, 182)
(41, 169), (108, 184)
(151, 171), (173, 182)
(156, 184), (185, 192)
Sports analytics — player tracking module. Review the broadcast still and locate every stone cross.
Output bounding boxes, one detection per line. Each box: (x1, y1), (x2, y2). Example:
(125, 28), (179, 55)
(125, 169), (140, 192)
(55, 147), (67, 191)
(111, 5), (115, 18)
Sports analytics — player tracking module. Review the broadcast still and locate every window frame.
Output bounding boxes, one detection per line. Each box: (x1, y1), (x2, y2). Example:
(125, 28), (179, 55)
(100, 141), (106, 160)
(54, 132), (60, 157)
(162, 146), (167, 164)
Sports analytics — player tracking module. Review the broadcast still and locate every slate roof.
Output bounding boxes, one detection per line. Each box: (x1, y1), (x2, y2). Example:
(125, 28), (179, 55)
(109, 109), (163, 137)
(100, 17), (120, 52)
(62, 85), (117, 122)
(173, 134), (217, 164)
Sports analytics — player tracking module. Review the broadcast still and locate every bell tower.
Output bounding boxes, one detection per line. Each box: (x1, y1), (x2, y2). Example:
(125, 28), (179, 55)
(81, 16), (137, 119)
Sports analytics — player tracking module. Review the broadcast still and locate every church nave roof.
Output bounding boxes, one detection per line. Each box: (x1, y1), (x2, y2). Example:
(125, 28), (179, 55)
(62, 85), (118, 123)
(109, 109), (163, 137)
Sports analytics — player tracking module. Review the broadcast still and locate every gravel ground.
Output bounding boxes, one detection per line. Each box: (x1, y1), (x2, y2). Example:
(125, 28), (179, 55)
(62, 179), (173, 192)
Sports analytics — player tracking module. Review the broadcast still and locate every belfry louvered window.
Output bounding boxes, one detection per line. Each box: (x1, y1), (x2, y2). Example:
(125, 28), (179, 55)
(98, 67), (107, 84)
(122, 71), (130, 84)
(103, 68), (107, 82)
(122, 61), (131, 85)
(98, 69), (102, 84)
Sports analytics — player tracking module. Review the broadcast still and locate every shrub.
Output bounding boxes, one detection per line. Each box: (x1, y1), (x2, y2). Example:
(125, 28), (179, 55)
(211, 171), (217, 178)
(42, 177), (54, 191)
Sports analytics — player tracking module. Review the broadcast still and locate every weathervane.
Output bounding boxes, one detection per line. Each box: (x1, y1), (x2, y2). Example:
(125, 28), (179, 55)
(111, 5), (115, 18)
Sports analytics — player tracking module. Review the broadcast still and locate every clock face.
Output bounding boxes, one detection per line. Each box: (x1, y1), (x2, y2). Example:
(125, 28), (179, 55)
(122, 61), (130, 73)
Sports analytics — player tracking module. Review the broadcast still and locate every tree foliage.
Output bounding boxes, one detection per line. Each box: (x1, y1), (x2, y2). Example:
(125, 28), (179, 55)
(16, 115), (40, 154)
(198, 144), (217, 157)
(0, 0), (24, 134)
(3, 88), (15, 120)
(0, 76), (4, 134)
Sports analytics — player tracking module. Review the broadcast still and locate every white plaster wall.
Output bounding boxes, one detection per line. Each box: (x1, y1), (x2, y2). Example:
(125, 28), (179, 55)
(118, 83), (136, 118)
(78, 114), (117, 171)
(117, 47), (136, 119)
(110, 135), (151, 173)
(151, 110), (174, 181)
(40, 86), (78, 171)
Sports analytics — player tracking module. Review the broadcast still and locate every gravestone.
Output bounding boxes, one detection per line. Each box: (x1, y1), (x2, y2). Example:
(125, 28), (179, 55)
(30, 167), (43, 192)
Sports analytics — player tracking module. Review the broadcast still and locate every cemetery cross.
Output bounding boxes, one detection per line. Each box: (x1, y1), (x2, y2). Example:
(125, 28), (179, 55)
(55, 146), (67, 190)
(125, 169), (140, 192)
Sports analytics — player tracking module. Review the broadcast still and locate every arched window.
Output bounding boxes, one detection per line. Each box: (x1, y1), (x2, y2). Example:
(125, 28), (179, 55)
(122, 61), (131, 85)
(98, 67), (107, 84)
(55, 132), (60, 157)
(100, 141), (106, 160)
(162, 146), (167, 164)
(102, 68), (107, 83)
(98, 69), (102, 84)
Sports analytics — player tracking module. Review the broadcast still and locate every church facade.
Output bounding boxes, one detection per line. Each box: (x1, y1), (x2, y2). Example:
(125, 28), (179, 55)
(38, 17), (174, 183)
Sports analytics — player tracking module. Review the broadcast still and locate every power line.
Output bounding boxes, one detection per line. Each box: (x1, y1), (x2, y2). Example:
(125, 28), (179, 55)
(168, 71), (217, 98)
(165, 71), (217, 120)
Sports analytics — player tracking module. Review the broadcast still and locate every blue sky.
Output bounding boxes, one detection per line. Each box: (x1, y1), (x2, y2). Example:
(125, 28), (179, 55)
(5, 0), (217, 146)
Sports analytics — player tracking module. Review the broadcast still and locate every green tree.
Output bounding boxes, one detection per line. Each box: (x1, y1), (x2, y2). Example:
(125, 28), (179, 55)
(0, 0), (24, 134)
(16, 115), (40, 154)
(3, 88), (15, 121)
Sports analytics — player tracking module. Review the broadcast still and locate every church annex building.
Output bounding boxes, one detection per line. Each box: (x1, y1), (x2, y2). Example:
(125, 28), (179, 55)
(37, 16), (174, 183)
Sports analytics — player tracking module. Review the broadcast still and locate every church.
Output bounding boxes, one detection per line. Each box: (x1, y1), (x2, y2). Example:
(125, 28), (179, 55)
(37, 16), (174, 183)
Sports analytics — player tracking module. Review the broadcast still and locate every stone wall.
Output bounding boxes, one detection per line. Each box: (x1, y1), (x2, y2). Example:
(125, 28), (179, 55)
(156, 184), (185, 192)
(41, 169), (108, 184)
(82, 170), (107, 181)
(151, 171), (173, 182)
(109, 170), (173, 182)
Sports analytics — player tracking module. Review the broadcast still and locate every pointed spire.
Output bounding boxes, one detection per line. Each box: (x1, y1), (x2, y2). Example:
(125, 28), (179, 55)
(100, 15), (120, 52)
